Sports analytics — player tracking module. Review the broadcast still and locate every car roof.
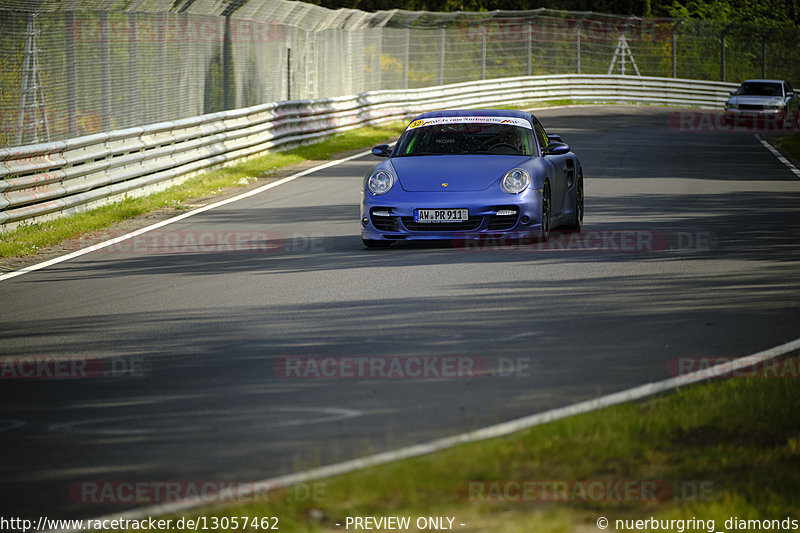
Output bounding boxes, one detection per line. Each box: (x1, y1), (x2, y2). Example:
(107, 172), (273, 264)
(740, 79), (786, 84)
(411, 109), (534, 121)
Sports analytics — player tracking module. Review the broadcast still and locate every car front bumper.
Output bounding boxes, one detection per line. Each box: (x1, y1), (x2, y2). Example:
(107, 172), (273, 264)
(724, 107), (785, 119)
(361, 188), (544, 241)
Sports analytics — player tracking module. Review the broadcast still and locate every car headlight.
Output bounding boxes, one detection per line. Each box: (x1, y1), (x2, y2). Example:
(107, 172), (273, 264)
(367, 170), (393, 195)
(767, 104), (784, 110)
(501, 168), (530, 194)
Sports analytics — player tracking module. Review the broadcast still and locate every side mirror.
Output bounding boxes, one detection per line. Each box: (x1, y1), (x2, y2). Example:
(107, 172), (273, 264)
(543, 142), (570, 156)
(547, 133), (564, 143)
(371, 144), (392, 157)
(730, 90), (737, 96)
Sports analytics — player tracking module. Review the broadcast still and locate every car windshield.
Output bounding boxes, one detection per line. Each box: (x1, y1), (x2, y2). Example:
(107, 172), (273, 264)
(737, 82), (783, 97)
(393, 119), (535, 157)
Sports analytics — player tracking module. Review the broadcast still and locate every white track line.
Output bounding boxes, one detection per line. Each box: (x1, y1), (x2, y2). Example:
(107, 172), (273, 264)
(0, 150), (371, 283)
(52, 335), (800, 533)
(756, 133), (800, 178)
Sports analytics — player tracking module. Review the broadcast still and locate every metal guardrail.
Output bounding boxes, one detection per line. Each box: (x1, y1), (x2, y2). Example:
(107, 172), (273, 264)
(0, 74), (738, 229)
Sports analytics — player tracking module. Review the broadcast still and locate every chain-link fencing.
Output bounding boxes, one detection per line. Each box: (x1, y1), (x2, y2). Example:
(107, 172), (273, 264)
(1, 0), (799, 147)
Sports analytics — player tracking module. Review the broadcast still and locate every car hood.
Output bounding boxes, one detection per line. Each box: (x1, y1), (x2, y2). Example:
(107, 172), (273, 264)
(728, 95), (784, 106)
(390, 155), (529, 192)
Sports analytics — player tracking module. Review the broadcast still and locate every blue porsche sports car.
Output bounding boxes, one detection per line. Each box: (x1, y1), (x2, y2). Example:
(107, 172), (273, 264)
(360, 109), (583, 247)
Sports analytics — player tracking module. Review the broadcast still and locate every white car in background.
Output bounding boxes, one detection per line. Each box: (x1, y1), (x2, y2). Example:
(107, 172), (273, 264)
(724, 79), (798, 123)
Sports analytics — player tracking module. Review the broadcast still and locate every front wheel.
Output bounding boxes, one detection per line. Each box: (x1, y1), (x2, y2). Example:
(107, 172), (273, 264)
(540, 181), (551, 242)
(568, 170), (584, 232)
(363, 239), (392, 248)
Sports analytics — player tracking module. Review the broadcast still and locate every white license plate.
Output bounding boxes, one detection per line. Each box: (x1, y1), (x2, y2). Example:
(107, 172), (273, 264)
(414, 208), (469, 223)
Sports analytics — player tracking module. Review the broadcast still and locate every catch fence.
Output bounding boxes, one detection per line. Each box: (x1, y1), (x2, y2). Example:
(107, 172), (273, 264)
(1, 1), (798, 146)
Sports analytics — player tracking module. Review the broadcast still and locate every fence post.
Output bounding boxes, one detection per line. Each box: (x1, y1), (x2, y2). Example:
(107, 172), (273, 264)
(527, 20), (532, 76)
(439, 26), (446, 86)
(671, 20), (684, 78)
(99, 11), (111, 131)
(157, 13), (167, 119)
(374, 28), (382, 92)
(403, 27), (409, 90)
(720, 23), (734, 82)
(481, 22), (487, 80)
(65, 11), (78, 138)
(760, 29), (775, 79)
(576, 25), (581, 74)
(223, 16), (234, 108)
(128, 12), (138, 126)
(286, 48), (292, 100)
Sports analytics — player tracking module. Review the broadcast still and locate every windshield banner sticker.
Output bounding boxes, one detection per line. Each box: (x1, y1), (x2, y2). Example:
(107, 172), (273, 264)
(406, 116), (533, 130)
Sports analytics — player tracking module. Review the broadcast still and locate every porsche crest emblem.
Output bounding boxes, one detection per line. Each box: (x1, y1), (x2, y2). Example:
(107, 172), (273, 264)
(441, 182), (448, 188)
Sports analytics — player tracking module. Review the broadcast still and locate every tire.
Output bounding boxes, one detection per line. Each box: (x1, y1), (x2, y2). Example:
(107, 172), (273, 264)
(540, 181), (551, 243)
(363, 239), (392, 248)
(568, 170), (584, 232)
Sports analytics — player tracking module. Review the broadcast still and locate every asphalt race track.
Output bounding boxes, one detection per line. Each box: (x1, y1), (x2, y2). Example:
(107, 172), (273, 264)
(2, 106), (799, 521)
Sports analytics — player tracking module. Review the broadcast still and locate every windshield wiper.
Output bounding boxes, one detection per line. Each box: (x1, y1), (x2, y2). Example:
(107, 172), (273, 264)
(469, 150), (524, 156)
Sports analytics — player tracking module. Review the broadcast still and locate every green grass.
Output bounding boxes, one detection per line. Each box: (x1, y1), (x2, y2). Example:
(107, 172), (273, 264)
(0, 123), (407, 258)
(774, 132), (800, 164)
(93, 355), (800, 532)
